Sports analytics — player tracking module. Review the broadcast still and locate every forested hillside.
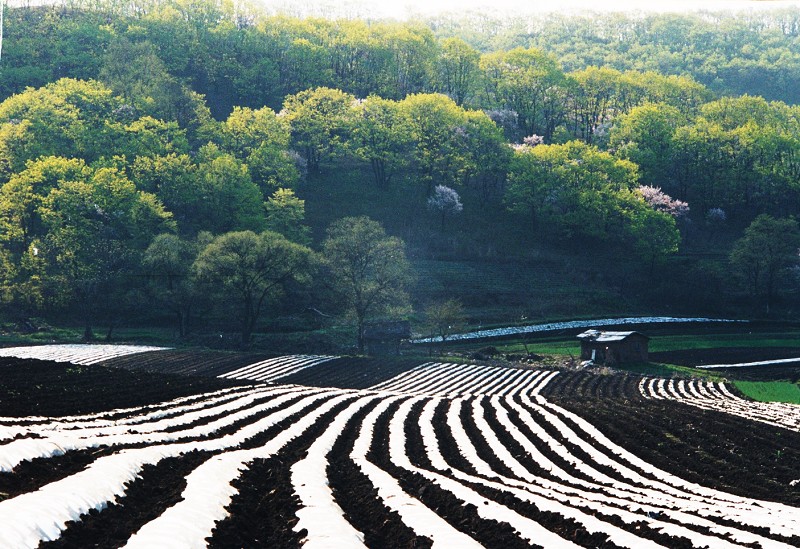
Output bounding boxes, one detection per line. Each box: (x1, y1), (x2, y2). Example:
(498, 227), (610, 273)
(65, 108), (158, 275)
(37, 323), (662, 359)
(1, 0), (800, 350)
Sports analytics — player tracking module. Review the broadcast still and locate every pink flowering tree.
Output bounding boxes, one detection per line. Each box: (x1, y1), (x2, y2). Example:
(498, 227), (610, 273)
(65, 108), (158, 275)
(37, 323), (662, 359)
(637, 185), (689, 218)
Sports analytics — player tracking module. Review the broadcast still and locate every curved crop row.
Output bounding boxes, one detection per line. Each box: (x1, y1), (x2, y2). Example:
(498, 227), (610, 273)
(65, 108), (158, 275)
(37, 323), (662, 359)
(0, 364), (797, 548)
(368, 362), (555, 397)
(640, 377), (800, 432)
(0, 344), (168, 365)
(217, 355), (336, 383)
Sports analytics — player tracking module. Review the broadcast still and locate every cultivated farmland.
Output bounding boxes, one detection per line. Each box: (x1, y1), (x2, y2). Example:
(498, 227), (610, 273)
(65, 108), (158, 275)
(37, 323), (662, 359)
(0, 345), (798, 548)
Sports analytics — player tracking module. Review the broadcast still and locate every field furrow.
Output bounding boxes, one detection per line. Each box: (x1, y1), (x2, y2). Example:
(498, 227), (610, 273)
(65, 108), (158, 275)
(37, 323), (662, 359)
(0, 349), (798, 547)
(640, 378), (800, 432)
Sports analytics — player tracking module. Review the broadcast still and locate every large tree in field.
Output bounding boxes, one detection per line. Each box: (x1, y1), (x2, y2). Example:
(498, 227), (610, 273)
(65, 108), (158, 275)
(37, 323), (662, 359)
(142, 232), (211, 338)
(38, 166), (175, 339)
(729, 215), (800, 313)
(193, 230), (314, 349)
(322, 216), (412, 354)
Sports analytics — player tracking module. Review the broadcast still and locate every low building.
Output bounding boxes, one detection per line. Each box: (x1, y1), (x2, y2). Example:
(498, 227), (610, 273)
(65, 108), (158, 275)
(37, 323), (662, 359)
(363, 320), (411, 356)
(577, 330), (649, 364)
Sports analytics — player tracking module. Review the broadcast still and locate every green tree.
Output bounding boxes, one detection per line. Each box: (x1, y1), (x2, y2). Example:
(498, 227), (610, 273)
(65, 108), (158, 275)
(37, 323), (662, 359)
(729, 215), (800, 313)
(609, 103), (682, 191)
(216, 106), (298, 195)
(322, 216), (412, 354)
(628, 205), (681, 275)
(193, 230), (314, 348)
(350, 96), (412, 187)
(481, 47), (568, 141)
(435, 38), (480, 106)
(505, 141), (639, 240)
(264, 188), (311, 245)
(424, 298), (467, 351)
(0, 78), (120, 173)
(281, 87), (356, 173)
(38, 166), (175, 339)
(142, 232), (211, 337)
(193, 145), (267, 234)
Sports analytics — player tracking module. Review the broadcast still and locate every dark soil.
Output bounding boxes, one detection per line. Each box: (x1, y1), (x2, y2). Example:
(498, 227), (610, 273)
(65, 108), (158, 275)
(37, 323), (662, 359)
(547, 392), (800, 509)
(98, 349), (280, 377)
(0, 447), (117, 501)
(0, 357), (249, 417)
(279, 357), (428, 389)
(328, 401), (432, 548)
(2, 349), (799, 547)
(43, 450), (213, 549)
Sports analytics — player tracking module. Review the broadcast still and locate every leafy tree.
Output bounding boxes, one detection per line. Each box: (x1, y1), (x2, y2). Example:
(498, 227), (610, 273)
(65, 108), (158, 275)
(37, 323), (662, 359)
(281, 87), (356, 173)
(264, 188), (311, 245)
(216, 106), (298, 195)
(628, 205), (681, 275)
(350, 96), (413, 187)
(729, 215), (800, 313)
(193, 145), (267, 234)
(608, 103), (682, 191)
(424, 298), (467, 350)
(435, 38), (480, 106)
(142, 232), (211, 337)
(322, 216), (412, 354)
(480, 47), (568, 141)
(0, 157), (91, 255)
(98, 37), (193, 125)
(0, 78), (120, 172)
(567, 66), (622, 144)
(193, 230), (315, 348)
(38, 166), (175, 339)
(506, 141), (639, 240)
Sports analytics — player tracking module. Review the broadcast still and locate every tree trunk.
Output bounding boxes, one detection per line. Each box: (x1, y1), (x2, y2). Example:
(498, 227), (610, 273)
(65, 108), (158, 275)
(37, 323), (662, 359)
(357, 313), (365, 355)
(105, 321), (115, 342)
(83, 323), (94, 341)
(241, 326), (252, 350)
(178, 310), (187, 338)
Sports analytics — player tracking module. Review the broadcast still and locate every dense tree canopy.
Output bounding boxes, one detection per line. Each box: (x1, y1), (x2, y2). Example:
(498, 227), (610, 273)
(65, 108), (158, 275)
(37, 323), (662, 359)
(4, 0), (800, 339)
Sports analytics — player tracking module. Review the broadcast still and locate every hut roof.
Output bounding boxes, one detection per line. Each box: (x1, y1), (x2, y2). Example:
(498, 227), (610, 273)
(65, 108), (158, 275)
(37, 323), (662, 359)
(576, 330), (649, 343)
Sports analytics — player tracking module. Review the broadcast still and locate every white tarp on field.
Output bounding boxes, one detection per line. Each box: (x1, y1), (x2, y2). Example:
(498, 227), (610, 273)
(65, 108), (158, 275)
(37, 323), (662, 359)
(413, 317), (744, 343)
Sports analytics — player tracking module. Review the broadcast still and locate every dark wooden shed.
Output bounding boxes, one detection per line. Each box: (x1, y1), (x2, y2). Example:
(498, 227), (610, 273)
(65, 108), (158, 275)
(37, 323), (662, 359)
(363, 320), (411, 356)
(577, 330), (649, 364)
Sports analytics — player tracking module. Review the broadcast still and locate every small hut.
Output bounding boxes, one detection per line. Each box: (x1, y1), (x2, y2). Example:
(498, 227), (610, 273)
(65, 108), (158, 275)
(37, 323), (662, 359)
(363, 320), (411, 356)
(577, 330), (649, 365)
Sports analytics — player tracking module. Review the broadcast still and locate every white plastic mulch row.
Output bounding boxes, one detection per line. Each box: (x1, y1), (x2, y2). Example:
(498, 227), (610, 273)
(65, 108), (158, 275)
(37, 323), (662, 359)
(368, 362), (552, 397)
(412, 316), (744, 343)
(0, 344), (168, 365)
(640, 378), (800, 432)
(0, 385), (356, 548)
(700, 357), (800, 369)
(1, 365), (799, 548)
(217, 354), (336, 383)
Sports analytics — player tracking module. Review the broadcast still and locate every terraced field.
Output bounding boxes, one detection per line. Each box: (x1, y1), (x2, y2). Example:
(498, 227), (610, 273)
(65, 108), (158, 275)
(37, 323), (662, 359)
(0, 345), (798, 548)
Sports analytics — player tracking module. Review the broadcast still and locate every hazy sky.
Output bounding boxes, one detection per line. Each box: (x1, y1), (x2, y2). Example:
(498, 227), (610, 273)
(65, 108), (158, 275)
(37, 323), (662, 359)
(263, 0), (800, 19)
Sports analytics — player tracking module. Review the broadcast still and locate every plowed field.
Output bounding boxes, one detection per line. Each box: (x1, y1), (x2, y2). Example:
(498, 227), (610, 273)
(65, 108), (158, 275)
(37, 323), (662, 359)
(0, 345), (798, 548)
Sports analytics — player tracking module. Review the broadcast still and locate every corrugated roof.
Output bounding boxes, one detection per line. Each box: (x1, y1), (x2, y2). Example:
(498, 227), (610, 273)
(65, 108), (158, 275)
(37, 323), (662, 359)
(576, 330), (648, 342)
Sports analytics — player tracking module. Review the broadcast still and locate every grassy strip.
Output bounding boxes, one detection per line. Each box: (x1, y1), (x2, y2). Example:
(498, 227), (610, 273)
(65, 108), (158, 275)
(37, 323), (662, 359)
(610, 362), (725, 381)
(649, 333), (800, 352)
(733, 381), (800, 404)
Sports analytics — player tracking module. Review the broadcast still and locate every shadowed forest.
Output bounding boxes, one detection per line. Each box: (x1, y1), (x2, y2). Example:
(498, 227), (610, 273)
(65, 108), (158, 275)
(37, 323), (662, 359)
(2, 0), (800, 350)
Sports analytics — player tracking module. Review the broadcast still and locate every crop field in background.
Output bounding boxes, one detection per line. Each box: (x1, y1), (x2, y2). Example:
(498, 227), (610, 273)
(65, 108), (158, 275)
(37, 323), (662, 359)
(0, 345), (798, 548)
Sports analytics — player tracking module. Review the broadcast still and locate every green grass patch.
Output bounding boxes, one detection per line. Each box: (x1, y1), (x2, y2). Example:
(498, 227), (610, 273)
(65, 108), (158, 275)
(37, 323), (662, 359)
(648, 333), (800, 352)
(732, 381), (800, 404)
(612, 362), (725, 381)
